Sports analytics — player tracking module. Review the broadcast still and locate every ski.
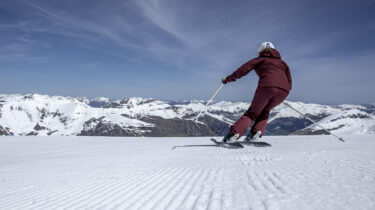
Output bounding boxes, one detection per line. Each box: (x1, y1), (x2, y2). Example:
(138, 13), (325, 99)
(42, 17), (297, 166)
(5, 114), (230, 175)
(210, 138), (244, 149)
(210, 138), (272, 148)
(240, 141), (272, 147)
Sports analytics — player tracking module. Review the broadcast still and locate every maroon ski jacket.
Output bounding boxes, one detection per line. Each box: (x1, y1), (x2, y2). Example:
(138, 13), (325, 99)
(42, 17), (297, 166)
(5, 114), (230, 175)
(225, 49), (292, 92)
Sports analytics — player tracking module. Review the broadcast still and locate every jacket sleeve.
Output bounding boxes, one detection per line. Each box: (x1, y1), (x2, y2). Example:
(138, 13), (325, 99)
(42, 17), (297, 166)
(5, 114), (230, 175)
(225, 58), (262, 82)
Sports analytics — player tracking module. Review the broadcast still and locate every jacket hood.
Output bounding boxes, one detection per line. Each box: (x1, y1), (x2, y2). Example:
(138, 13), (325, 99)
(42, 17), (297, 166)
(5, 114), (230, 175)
(259, 49), (281, 59)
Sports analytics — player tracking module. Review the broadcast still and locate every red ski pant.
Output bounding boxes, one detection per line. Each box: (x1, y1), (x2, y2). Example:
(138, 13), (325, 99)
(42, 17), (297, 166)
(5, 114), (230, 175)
(230, 86), (289, 137)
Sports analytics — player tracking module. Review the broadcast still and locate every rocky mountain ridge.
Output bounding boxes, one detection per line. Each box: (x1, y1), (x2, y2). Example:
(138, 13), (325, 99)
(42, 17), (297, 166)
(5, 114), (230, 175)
(0, 94), (374, 137)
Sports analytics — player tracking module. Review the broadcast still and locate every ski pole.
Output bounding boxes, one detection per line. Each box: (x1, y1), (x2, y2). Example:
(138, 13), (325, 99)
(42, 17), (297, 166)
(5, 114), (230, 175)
(194, 84), (224, 122)
(283, 101), (345, 142)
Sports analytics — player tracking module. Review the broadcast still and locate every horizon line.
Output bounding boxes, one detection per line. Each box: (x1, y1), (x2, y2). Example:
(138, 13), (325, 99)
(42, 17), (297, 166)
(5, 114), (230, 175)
(0, 92), (374, 106)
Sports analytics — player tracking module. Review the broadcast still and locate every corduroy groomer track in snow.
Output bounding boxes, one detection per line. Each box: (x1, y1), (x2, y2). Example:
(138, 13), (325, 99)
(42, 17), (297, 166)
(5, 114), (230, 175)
(1, 135), (374, 209)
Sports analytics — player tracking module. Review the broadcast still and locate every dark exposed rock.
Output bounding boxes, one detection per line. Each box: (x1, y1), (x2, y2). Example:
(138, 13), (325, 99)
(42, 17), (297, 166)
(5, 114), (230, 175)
(26, 112), (33, 121)
(52, 110), (62, 118)
(79, 122), (134, 136)
(23, 94), (35, 100)
(78, 117), (134, 136)
(305, 113), (330, 122)
(0, 126), (10, 135)
(103, 98), (156, 109)
(37, 107), (48, 120)
(328, 124), (346, 131)
(136, 99), (155, 106)
(139, 116), (218, 137)
(103, 102), (123, 108)
(59, 117), (68, 125)
(48, 130), (58, 135)
(293, 128), (330, 135)
(265, 117), (312, 135)
(26, 131), (38, 136)
(197, 115), (230, 136)
(331, 113), (371, 122)
(78, 115), (226, 137)
(34, 123), (48, 131)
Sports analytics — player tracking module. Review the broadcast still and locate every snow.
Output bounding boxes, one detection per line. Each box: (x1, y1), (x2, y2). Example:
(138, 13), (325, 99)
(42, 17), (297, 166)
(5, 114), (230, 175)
(1, 135), (374, 210)
(337, 104), (367, 110)
(269, 101), (341, 121)
(0, 94), (163, 136)
(308, 109), (375, 135)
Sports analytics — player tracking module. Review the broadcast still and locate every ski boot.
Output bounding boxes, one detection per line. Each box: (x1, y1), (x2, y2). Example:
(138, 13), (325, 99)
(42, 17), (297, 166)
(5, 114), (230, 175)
(223, 132), (240, 143)
(244, 131), (262, 142)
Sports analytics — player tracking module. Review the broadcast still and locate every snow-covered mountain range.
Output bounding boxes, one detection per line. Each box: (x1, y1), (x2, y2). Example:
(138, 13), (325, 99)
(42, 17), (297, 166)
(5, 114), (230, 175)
(0, 94), (374, 136)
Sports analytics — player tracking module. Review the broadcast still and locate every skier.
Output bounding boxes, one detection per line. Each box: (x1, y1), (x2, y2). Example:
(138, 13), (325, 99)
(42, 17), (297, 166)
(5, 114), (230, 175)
(222, 42), (292, 142)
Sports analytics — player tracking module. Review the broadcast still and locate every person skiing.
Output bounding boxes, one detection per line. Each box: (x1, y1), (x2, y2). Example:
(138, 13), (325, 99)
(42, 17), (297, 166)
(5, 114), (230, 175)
(222, 42), (292, 142)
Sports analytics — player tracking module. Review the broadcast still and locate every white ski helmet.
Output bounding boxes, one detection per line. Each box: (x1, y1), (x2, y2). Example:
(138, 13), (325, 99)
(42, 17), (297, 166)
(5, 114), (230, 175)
(257, 41), (275, 53)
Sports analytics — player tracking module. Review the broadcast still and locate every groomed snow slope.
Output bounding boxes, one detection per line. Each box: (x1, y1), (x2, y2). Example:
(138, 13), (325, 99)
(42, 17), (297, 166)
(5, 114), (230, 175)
(0, 136), (374, 210)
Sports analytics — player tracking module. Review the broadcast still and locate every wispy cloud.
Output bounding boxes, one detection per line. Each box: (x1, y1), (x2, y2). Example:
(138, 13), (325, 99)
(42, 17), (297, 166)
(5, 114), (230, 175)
(0, 35), (49, 63)
(7, 0), (305, 71)
(22, 0), (142, 49)
(14, 0), (201, 66)
(131, 0), (311, 74)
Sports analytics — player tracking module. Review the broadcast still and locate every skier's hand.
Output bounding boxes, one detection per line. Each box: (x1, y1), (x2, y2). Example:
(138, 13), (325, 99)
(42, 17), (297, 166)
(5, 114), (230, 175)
(222, 76), (228, 84)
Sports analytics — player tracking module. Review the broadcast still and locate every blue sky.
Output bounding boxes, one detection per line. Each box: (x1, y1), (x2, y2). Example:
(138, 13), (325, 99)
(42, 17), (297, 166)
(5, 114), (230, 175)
(0, 0), (374, 104)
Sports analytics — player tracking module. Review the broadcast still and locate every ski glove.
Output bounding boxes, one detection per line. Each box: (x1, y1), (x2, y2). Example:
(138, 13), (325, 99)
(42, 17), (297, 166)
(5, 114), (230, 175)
(222, 76), (228, 84)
